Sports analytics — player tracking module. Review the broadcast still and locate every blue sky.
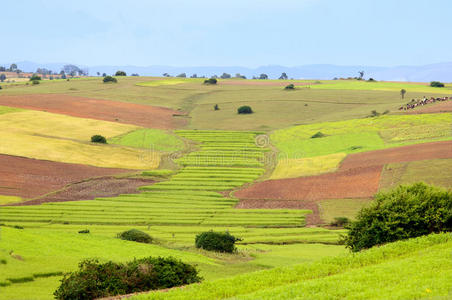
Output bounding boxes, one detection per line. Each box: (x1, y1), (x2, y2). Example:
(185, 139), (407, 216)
(2, 0), (451, 67)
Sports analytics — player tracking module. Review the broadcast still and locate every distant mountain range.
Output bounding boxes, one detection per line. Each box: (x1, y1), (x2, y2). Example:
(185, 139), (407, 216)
(2, 61), (452, 82)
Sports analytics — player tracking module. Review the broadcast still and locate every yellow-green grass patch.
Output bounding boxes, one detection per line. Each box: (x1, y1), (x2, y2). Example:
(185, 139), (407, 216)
(319, 198), (372, 224)
(0, 105), (23, 115)
(0, 195), (23, 205)
(379, 158), (452, 191)
(270, 153), (347, 179)
(110, 129), (185, 152)
(136, 78), (204, 87)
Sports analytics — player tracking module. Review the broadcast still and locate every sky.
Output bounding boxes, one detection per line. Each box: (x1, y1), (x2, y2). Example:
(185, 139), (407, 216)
(2, 0), (451, 67)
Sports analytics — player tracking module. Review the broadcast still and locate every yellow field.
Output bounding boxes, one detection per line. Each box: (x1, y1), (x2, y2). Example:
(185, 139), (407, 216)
(0, 195), (23, 205)
(270, 152), (347, 179)
(0, 110), (159, 169)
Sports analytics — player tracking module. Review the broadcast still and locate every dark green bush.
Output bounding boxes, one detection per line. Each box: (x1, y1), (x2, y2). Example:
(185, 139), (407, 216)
(115, 70), (127, 76)
(195, 230), (241, 253)
(284, 84), (295, 90)
(214, 104), (219, 110)
(343, 183), (452, 252)
(330, 217), (350, 227)
(91, 135), (107, 144)
(103, 76), (117, 83)
(0, 86), (2, 90)
(32, 80), (40, 85)
(78, 229), (90, 234)
(118, 229), (153, 244)
(29, 74), (41, 81)
(311, 131), (325, 138)
(54, 257), (201, 300)
(203, 78), (217, 85)
(237, 106), (253, 114)
(0, 259), (6, 264)
(430, 81), (445, 87)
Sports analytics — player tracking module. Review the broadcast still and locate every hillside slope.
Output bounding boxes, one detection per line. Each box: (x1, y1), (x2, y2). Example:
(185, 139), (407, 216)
(134, 233), (452, 300)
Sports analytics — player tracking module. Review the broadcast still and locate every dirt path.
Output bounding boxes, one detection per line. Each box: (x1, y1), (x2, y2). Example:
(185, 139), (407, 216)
(0, 94), (187, 129)
(0, 154), (132, 199)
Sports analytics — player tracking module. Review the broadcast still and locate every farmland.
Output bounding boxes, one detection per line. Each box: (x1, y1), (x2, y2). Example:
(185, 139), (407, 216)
(0, 76), (451, 299)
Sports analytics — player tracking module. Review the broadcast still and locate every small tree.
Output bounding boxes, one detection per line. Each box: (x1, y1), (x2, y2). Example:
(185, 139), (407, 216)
(400, 89), (406, 99)
(238, 106), (253, 114)
(30, 74), (41, 81)
(195, 231), (241, 253)
(220, 73), (231, 79)
(203, 78), (217, 85)
(176, 73), (186, 78)
(358, 71), (364, 80)
(115, 70), (126, 76)
(214, 104), (219, 111)
(259, 73), (268, 80)
(430, 81), (445, 87)
(279, 72), (288, 80)
(91, 135), (107, 143)
(103, 76), (117, 83)
(0, 74), (6, 82)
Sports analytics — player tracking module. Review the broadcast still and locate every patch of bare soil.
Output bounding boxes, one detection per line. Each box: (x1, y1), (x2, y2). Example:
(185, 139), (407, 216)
(9, 176), (155, 206)
(404, 101), (452, 114)
(0, 94), (187, 129)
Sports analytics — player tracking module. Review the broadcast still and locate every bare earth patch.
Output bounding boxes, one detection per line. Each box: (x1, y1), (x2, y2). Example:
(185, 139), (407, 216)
(9, 177), (155, 206)
(0, 154), (131, 199)
(235, 141), (452, 225)
(404, 101), (452, 114)
(0, 94), (187, 129)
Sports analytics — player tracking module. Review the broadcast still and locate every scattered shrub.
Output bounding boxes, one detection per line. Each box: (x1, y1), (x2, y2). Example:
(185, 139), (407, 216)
(13, 225), (24, 229)
(237, 106), (253, 114)
(214, 104), (219, 110)
(54, 257), (201, 300)
(311, 131), (326, 138)
(115, 70), (127, 76)
(117, 229), (153, 244)
(103, 76), (117, 83)
(0, 86), (2, 90)
(195, 230), (241, 253)
(284, 84), (295, 90)
(8, 276), (34, 284)
(430, 81), (445, 87)
(367, 78), (376, 82)
(0, 259), (6, 264)
(32, 80), (40, 85)
(91, 135), (107, 144)
(343, 182), (452, 252)
(350, 145), (363, 150)
(330, 217), (350, 227)
(204, 78), (217, 85)
(78, 229), (90, 234)
(29, 74), (41, 81)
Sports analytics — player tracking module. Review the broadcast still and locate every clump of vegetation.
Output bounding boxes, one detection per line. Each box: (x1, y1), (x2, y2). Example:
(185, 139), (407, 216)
(91, 135), (107, 144)
(195, 230), (241, 253)
(32, 80), (40, 85)
(430, 81), (445, 87)
(311, 131), (326, 138)
(0, 259), (7, 265)
(214, 104), (220, 110)
(204, 78), (217, 85)
(78, 229), (90, 234)
(0, 86), (2, 90)
(330, 217), (350, 227)
(54, 257), (201, 300)
(29, 74), (41, 81)
(103, 76), (118, 83)
(367, 78), (376, 82)
(237, 105), (253, 114)
(343, 182), (452, 252)
(369, 110), (389, 117)
(117, 229), (153, 244)
(284, 84), (295, 90)
(115, 70), (127, 76)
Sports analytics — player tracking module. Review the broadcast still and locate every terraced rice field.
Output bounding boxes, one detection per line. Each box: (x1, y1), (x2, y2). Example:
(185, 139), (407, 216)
(0, 131), (310, 228)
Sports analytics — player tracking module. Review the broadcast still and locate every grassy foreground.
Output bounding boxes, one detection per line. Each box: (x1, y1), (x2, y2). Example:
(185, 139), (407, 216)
(133, 233), (452, 300)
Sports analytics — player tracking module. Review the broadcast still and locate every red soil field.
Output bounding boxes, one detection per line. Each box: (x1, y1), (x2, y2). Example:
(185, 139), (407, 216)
(0, 94), (187, 129)
(236, 141), (452, 220)
(0, 154), (131, 199)
(9, 177), (155, 206)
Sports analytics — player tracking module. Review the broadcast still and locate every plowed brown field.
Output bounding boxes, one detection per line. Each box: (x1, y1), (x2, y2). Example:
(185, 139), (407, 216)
(0, 94), (187, 129)
(405, 101), (452, 114)
(0, 154), (131, 199)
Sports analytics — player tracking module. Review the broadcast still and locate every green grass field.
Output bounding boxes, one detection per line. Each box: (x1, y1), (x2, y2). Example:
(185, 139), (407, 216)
(110, 128), (185, 151)
(271, 113), (452, 158)
(133, 233), (452, 300)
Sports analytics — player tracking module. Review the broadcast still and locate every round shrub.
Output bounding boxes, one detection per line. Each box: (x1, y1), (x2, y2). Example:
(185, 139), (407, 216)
(30, 74), (41, 81)
(118, 229), (153, 244)
(284, 84), (295, 90)
(204, 78), (217, 85)
(115, 70), (127, 76)
(311, 131), (325, 138)
(237, 105), (253, 114)
(103, 75), (118, 83)
(32, 80), (40, 85)
(343, 183), (452, 252)
(54, 257), (201, 300)
(195, 230), (241, 253)
(91, 135), (107, 144)
(430, 81), (445, 87)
